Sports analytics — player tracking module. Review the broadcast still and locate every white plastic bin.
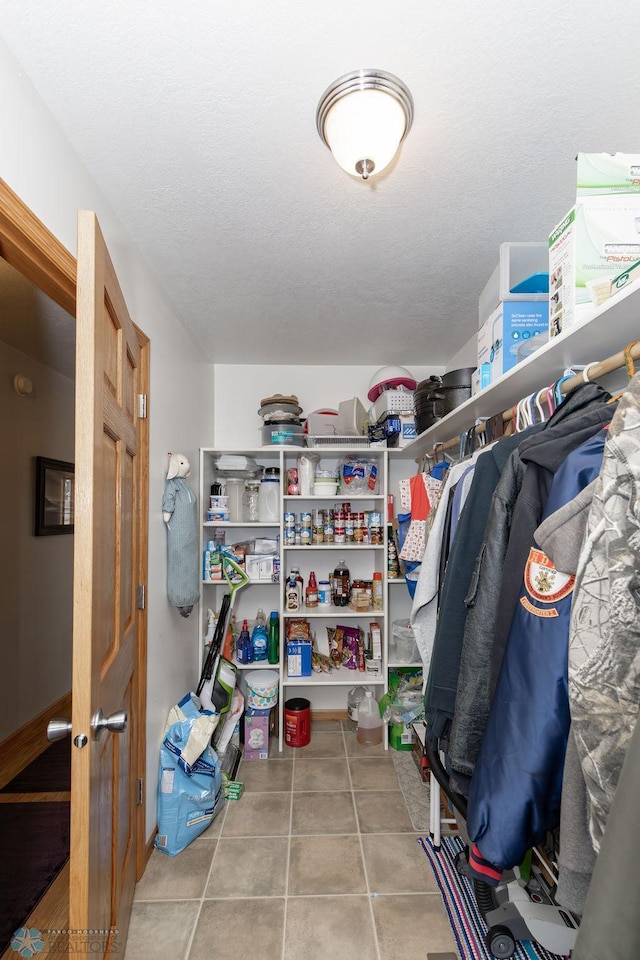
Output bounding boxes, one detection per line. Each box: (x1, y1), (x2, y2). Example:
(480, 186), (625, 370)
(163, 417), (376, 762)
(479, 241), (549, 328)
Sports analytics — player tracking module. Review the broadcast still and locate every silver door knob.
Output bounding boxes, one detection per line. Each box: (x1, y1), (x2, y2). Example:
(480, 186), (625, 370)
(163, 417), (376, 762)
(47, 718), (72, 741)
(91, 708), (128, 739)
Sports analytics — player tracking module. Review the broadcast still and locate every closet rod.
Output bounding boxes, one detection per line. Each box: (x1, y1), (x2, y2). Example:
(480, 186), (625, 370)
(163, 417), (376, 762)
(424, 337), (640, 461)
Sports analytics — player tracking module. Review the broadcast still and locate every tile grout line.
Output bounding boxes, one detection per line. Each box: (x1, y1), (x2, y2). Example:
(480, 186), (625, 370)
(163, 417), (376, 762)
(345, 723), (383, 960)
(182, 790), (230, 960)
(281, 737), (295, 960)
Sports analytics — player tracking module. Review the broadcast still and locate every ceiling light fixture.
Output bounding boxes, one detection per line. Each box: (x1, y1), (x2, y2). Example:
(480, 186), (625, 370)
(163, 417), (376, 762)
(316, 69), (414, 181)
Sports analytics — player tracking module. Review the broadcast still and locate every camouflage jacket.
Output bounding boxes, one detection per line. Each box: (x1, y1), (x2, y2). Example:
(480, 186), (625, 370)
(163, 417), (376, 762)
(569, 372), (640, 852)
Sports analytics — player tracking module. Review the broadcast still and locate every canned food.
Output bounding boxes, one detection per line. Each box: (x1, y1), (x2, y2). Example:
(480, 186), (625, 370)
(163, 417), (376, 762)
(284, 511), (296, 527)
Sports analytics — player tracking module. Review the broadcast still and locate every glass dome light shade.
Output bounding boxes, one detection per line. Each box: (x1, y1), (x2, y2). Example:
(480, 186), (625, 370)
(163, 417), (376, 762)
(324, 89), (407, 178)
(316, 70), (414, 180)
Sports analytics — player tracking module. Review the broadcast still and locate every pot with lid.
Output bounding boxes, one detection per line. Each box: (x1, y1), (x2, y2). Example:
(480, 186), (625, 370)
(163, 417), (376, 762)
(414, 368), (475, 434)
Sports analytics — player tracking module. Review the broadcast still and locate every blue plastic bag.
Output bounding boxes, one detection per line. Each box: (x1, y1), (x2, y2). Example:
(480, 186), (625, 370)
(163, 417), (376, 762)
(155, 693), (225, 856)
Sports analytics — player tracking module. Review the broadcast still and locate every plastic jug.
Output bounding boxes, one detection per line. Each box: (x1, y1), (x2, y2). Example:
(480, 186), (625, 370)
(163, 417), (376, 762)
(347, 685), (369, 731)
(356, 691), (383, 746)
(258, 476), (280, 522)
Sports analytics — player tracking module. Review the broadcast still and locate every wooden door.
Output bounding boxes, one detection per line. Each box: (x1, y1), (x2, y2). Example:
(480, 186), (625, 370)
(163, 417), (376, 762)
(70, 210), (148, 955)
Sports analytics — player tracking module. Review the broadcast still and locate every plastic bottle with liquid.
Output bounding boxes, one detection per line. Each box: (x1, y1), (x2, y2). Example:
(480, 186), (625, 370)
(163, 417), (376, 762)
(251, 613), (268, 661)
(236, 619), (254, 664)
(356, 691), (383, 746)
(372, 572), (383, 611)
(286, 575), (300, 612)
(305, 571), (318, 608)
(267, 611), (279, 665)
(347, 684), (369, 731)
(332, 559), (350, 607)
(289, 566), (304, 607)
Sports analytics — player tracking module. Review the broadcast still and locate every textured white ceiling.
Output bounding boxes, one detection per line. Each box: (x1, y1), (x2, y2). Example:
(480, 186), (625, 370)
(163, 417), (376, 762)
(1, 1), (638, 366)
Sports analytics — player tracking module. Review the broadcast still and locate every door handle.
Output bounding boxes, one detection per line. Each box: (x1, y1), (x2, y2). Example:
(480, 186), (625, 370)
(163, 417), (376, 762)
(47, 718), (72, 741)
(91, 708), (128, 740)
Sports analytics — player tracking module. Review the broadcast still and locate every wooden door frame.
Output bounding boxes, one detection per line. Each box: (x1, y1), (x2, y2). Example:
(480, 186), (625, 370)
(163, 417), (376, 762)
(0, 177), (149, 880)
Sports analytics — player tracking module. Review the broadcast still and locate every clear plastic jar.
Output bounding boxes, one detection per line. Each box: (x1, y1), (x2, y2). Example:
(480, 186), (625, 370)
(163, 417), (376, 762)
(243, 480), (260, 522)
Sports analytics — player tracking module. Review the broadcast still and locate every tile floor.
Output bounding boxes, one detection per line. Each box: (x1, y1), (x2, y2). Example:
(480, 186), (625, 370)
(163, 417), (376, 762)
(124, 719), (458, 960)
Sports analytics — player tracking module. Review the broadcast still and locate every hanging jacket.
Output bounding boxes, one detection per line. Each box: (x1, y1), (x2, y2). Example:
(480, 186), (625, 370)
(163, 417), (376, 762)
(447, 384), (613, 795)
(422, 430), (530, 746)
(466, 428), (608, 881)
(569, 371), (640, 854)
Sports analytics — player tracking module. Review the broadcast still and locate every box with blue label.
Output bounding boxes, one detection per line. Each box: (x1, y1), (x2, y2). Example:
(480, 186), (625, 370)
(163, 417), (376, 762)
(479, 301), (549, 384)
(286, 640), (312, 678)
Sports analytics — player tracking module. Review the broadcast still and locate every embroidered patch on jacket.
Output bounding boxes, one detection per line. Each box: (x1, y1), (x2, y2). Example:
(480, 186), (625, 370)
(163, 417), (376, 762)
(520, 547), (575, 618)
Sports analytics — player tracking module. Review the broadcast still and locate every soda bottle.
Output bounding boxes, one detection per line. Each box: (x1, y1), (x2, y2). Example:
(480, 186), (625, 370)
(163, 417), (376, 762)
(332, 560), (350, 607)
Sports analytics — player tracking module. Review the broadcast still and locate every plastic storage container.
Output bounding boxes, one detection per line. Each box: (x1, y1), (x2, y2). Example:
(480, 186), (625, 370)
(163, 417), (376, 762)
(284, 698), (311, 747)
(478, 241), (549, 328)
(257, 475), (280, 522)
(356, 691), (383, 746)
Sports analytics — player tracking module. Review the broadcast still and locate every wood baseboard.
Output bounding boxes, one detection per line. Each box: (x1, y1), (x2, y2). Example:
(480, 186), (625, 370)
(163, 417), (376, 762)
(0, 692), (72, 790)
(310, 709), (348, 721)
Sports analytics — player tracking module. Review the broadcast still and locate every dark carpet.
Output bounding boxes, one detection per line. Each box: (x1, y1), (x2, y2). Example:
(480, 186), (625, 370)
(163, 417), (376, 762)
(0, 801), (70, 954)
(0, 738), (71, 793)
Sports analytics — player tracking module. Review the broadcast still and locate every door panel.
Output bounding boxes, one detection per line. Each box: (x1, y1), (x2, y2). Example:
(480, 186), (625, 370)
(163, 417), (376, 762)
(71, 211), (143, 953)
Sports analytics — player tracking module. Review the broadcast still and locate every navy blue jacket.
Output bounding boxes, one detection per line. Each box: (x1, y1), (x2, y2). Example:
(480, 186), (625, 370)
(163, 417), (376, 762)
(466, 427), (608, 880)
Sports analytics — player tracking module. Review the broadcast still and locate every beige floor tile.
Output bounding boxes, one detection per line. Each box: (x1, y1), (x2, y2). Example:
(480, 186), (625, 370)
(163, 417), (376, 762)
(288, 835), (366, 895)
(222, 791), (291, 836)
(285, 895), (377, 960)
(238, 757), (294, 792)
(373, 894), (458, 960)
(354, 789), (414, 833)
(291, 790), (357, 835)
(362, 834), (438, 894)
(293, 758), (350, 792)
(124, 900), (200, 960)
(205, 836), (288, 897)
(344, 729), (387, 757)
(188, 898), (285, 960)
(349, 757), (400, 790)
(133, 840), (215, 900)
(290, 731), (346, 758)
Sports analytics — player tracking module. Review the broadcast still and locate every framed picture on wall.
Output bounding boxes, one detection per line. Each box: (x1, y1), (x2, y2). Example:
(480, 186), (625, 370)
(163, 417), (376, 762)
(35, 456), (75, 536)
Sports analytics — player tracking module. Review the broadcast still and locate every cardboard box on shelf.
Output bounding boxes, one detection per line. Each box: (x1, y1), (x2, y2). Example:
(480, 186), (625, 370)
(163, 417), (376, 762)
(549, 198), (640, 338)
(478, 301), (549, 383)
(286, 640), (312, 677)
(576, 152), (640, 197)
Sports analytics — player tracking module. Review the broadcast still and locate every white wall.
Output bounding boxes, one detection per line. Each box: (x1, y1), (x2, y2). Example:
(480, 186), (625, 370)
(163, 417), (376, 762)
(0, 37), (213, 839)
(0, 342), (75, 740)
(213, 363), (443, 448)
(444, 332), (477, 374)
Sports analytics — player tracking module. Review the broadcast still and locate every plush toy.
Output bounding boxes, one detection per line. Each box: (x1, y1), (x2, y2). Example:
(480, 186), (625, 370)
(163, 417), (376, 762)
(162, 453), (199, 618)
